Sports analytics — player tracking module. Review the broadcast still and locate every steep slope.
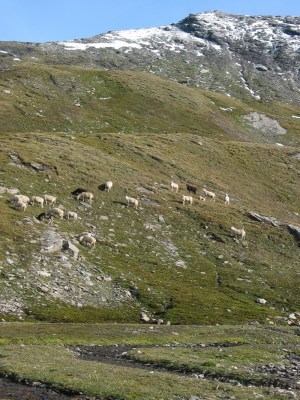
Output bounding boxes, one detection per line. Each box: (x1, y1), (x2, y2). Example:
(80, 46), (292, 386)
(0, 128), (299, 324)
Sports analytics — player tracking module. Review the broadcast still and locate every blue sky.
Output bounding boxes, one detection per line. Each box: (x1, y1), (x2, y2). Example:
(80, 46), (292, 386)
(2, 0), (300, 43)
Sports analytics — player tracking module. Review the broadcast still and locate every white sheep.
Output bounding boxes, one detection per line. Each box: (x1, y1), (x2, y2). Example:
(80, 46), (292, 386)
(105, 181), (113, 192)
(48, 208), (64, 219)
(231, 226), (246, 241)
(203, 188), (216, 201)
(199, 196), (206, 201)
(79, 233), (96, 248)
(125, 196), (139, 209)
(225, 193), (230, 205)
(77, 191), (94, 204)
(43, 194), (57, 206)
(170, 181), (179, 193)
(10, 194), (30, 205)
(65, 211), (78, 221)
(31, 195), (44, 208)
(15, 200), (27, 212)
(182, 195), (193, 205)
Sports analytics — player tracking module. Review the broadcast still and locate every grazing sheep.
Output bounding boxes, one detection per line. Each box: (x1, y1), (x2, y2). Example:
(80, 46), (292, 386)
(43, 194), (57, 206)
(203, 188), (216, 201)
(65, 211), (78, 221)
(48, 208), (64, 219)
(71, 188), (88, 196)
(36, 212), (54, 224)
(199, 196), (206, 201)
(170, 181), (179, 193)
(186, 184), (197, 194)
(105, 181), (113, 192)
(10, 194), (30, 205)
(77, 191), (94, 204)
(125, 196), (139, 209)
(79, 233), (96, 248)
(225, 193), (230, 205)
(231, 227), (246, 240)
(182, 195), (193, 205)
(31, 195), (44, 208)
(15, 200), (27, 212)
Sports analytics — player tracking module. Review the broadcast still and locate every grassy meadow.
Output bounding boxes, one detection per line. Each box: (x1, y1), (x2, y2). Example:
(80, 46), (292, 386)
(0, 322), (298, 399)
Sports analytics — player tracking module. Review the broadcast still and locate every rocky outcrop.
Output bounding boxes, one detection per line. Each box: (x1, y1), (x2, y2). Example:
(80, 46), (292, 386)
(247, 212), (300, 244)
(243, 113), (287, 137)
(287, 225), (300, 241)
(247, 212), (283, 227)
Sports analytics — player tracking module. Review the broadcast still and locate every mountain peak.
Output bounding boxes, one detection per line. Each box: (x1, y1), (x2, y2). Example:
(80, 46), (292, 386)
(1, 10), (300, 104)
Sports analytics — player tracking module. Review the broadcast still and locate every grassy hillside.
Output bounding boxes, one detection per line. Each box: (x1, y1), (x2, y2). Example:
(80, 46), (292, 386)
(0, 63), (300, 145)
(0, 124), (299, 324)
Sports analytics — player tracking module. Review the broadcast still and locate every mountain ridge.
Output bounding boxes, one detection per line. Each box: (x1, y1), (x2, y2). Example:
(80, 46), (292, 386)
(1, 11), (300, 104)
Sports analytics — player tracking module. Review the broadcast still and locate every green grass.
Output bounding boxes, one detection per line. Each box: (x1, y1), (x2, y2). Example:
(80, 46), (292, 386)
(1, 63), (299, 145)
(0, 323), (298, 399)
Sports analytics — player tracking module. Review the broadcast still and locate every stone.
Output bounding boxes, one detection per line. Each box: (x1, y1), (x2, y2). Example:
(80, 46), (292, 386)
(62, 240), (80, 259)
(41, 230), (63, 254)
(255, 64), (268, 71)
(136, 187), (154, 194)
(38, 286), (50, 293)
(256, 298), (267, 305)
(158, 215), (165, 223)
(243, 112), (286, 136)
(0, 187), (19, 194)
(287, 225), (300, 241)
(247, 211), (283, 227)
(37, 270), (51, 277)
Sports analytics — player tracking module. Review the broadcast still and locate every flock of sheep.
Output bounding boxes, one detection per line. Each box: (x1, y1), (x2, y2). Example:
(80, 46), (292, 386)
(7, 178), (246, 249)
(171, 181), (246, 241)
(7, 181), (117, 249)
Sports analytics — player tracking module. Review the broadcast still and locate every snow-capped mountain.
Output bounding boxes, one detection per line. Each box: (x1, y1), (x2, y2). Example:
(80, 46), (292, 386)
(1, 11), (300, 104)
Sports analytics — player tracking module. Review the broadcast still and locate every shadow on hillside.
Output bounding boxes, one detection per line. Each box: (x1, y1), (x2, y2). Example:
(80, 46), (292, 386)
(113, 200), (127, 207)
(98, 183), (106, 191)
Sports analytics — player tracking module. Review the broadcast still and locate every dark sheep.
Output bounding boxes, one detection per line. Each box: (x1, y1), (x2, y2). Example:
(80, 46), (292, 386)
(36, 212), (54, 224)
(186, 184), (197, 194)
(71, 188), (87, 196)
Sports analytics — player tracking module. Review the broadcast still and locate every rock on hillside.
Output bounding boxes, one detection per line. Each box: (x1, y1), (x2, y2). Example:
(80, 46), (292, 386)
(0, 11), (300, 104)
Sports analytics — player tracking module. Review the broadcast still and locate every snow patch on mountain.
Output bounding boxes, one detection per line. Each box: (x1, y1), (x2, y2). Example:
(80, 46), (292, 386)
(58, 25), (220, 53)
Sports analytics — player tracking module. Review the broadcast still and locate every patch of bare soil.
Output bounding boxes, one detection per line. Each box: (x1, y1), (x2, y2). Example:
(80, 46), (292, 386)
(73, 345), (160, 371)
(0, 377), (101, 400)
